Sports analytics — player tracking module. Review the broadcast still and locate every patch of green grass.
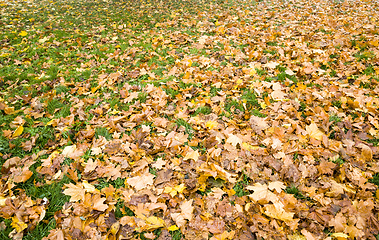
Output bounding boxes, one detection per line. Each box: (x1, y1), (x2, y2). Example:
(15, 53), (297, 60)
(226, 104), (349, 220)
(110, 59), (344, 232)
(251, 109), (266, 118)
(224, 99), (244, 115)
(233, 173), (251, 197)
(331, 100), (342, 108)
(115, 200), (135, 219)
(285, 185), (310, 200)
(95, 127), (111, 140)
(46, 99), (64, 115)
(175, 118), (194, 138)
(170, 229), (183, 240)
(56, 105), (71, 118)
(329, 114), (341, 123)
(370, 174), (379, 187)
(332, 157), (344, 165)
(137, 92), (148, 103)
(149, 166), (158, 176)
(366, 138), (379, 146)
(15, 175), (73, 239)
(354, 51), (375, 61)
(241, 89), (260, 109)
(0, 218), (12, 240)
(95, 177), (125, 190)
(193, 106), (212, 116)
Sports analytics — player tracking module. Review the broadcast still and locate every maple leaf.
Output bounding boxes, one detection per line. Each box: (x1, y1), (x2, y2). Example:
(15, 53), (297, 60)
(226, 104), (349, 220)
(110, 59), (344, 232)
(247, 183), (268, 201)
(306, 121), (324, 141)
(144, 216), (165, 230)
(171, 212), (186, 228)
(11, 216), (28, 232)
(63, 183), (85, 202)
(249, 115), (269, 133)
(264, 204), (294, 222)
(180, 199), (194, 221)
(183, 149), (200, 161)
(268, 181), (286, 193)
(92, 194), (108, 212)
(13, 169), (33, 183)
(206, 120), (219, 129)
(126, 172), (155, 191)
(226, 134), (242, 147)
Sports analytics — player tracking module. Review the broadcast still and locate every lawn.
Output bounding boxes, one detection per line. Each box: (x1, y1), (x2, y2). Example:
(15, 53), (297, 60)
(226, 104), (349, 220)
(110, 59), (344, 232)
(0, 0), (379, 239)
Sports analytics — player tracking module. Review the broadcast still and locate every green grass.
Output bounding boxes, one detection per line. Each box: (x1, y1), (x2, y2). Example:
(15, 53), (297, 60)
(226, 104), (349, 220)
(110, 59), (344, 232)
(284, 185), (310, 200)
(95, 127), (111, 140)
(233, 173), (251, 197)
(175, 118), (194, 138)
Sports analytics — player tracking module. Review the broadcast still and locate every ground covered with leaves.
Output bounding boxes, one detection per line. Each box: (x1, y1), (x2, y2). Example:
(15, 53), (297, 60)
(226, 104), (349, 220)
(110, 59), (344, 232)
(1, 0), (379, 239)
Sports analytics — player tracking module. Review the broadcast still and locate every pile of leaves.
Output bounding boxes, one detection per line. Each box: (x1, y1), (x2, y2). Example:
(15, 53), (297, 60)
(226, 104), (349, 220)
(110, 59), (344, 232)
(1, 0), (379, 239)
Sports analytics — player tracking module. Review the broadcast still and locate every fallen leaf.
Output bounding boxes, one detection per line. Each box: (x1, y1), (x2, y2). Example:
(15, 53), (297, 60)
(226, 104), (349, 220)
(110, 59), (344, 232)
(63, 183), (85, 202)
(12, 126), (23, 138)
(306, 121), (324, 141)
(127, 172), (155, 191)
(226, 134), (242, 147)
(183, 149), (200, 161)
(180, 199), (194, 221)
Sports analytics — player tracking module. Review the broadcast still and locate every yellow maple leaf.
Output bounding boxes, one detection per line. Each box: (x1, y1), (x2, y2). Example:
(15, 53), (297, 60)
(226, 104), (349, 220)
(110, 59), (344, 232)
(226, 134), (242, 147)
(164, 184), (186, 197)
(145, 216), (165, 230)
(249, 68), (257, 76)
(168, 225), (179, 231)
(174, 183), (186, 193)
(205, 120), (218, 129)
(19, 31), (27, 37)
(11, 216), (27, 232)
(12, 126), (24, 138)
(264, 204), (294, 222)
(330, 233), (349, 239)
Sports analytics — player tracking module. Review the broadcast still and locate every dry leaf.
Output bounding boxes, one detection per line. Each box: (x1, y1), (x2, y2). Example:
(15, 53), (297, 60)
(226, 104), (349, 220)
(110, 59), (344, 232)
(127, 172), (155, 191)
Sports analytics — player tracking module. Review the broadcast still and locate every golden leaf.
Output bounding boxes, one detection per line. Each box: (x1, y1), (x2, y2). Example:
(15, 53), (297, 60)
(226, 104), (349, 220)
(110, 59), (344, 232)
(264, 204), (294, 222)
(205, 120), (218, 129)
(168, 225), (179, 231)
(183, 149), (200, 161)
(19, 31), (27, 37)
(11, 216), (27, 232)
(145, 216), (165, 230)
(306, 121), (324, 141)
(12, 126), (23, 138)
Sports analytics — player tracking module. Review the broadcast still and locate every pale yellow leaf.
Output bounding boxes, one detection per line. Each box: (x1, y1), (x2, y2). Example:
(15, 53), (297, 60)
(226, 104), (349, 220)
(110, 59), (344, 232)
(127, 172), (155, 191)
(180, 199), (194, 221)
(63, 183), (85, 202)
(306, 121), (324, 141)
(268, 181), (286, 193)
(183, 149), (200, 161)
(264, 204), (294, 222)
(226, 134), (242, 147)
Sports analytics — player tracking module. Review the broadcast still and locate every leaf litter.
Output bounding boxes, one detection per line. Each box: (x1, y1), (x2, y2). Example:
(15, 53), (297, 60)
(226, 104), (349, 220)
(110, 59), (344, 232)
(0, 0), (379, 239)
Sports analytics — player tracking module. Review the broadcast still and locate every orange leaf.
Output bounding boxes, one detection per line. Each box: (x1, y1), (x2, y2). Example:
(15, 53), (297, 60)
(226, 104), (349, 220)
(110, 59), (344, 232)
(13, 169), (33, 183)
